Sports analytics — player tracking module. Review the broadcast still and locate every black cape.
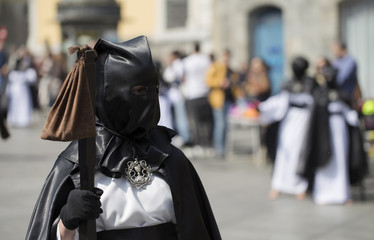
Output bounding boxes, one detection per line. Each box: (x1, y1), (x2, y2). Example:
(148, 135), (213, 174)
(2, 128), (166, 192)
(25, 126), (221, 240)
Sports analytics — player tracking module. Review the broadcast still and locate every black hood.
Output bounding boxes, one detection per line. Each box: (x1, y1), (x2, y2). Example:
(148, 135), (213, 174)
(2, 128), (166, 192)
(292, 56), (309, 80)
(322, 65), (338, 90)
(94, 36), (160, 139)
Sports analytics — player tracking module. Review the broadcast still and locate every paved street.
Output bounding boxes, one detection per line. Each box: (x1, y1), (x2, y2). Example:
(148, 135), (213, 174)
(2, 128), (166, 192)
(1, 119), (374, 240)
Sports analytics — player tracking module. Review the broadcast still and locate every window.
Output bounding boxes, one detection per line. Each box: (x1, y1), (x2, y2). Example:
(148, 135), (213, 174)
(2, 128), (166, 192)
(166, 0), (187, 29)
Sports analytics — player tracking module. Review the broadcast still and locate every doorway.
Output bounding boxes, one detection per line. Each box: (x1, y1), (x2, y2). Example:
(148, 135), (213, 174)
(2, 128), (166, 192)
(249, 6), (284, 94)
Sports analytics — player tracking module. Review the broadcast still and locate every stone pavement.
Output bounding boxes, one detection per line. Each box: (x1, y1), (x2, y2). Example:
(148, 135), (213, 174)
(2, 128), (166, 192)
(0, 121), (374, 240)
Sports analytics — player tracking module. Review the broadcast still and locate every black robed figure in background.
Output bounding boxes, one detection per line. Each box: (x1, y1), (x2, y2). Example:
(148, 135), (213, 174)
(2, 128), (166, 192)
(260, 57), (316, 200)
(26, 36), (221, 240)
(300, 64), (368, 204)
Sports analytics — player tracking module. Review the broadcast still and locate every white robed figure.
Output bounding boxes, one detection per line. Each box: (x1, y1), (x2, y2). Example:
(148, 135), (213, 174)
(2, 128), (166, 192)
(312, 99), (358, 205)
(260, 90), (314, 198)
(7, 63), (37, 127)
(310, 64), (361, 205)
(259, 57), (315, 199)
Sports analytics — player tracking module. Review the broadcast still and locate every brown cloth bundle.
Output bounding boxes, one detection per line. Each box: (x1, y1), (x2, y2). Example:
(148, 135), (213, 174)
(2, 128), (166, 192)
(41, 45), (97, 141)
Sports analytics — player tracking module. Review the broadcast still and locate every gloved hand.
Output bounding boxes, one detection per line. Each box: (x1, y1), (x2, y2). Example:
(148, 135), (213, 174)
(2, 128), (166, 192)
(60, 188), (103, 230)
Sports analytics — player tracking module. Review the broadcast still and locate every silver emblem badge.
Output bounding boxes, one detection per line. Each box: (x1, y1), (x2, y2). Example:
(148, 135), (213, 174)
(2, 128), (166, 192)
(125, 158), (153, 189)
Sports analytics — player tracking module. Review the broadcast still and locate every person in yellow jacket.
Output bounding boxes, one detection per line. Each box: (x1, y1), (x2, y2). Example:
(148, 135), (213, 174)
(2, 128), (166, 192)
(206, 50), (238, 158)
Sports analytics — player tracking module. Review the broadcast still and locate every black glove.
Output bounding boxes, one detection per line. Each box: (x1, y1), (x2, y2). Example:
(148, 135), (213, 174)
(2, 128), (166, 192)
(60, 188), (103, 230)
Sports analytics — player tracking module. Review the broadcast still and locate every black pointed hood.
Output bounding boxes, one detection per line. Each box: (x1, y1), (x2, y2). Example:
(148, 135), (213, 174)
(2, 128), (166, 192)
(94, 36), (160, 139)
(292, 56), (309, 80)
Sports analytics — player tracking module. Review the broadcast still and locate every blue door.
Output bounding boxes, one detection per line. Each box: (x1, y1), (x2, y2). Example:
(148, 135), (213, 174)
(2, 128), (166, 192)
(252, 8), (284, 94)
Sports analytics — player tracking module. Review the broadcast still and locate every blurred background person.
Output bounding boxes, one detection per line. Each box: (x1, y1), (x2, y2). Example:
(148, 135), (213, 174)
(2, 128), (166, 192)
(163, 50), (190, 146)
(315, 56), (330, 76)
(182, 42), (212, 153)
(304, 56), (335, 186)
(155, 59), (174, 130)
(37, 50), (66, 112)
(6, 47), (37, 127)
(37, 50), (54, 111)
(0, 26), (10, 139)
(22, 48), (40, 112)
(308, 64), (367, 205)
(312, 65), (356, 204)
(244, 57), (271, 102)
(206, 49), (236, 158)
(331, 41), (362, 109)
(259, 56), (315, 200)
(48, 52), (66, 106)
(0, 27), (7, 89)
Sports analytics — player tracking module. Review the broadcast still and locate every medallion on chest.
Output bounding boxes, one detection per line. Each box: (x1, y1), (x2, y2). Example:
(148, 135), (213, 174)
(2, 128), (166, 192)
(125, 157), (154, 189)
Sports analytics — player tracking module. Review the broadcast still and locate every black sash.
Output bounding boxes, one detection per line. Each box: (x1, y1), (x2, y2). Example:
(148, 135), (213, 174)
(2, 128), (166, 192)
(96, 222), (178, 240)
(289, 102), (309, 108)
(329, 111), (343, 116)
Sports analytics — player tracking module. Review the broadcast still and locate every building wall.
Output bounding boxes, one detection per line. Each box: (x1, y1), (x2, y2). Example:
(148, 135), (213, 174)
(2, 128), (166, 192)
(28, 0), (61, 55)
(25, 0), (374, 96)
(338, 0), (374, 98)
(0, 0), (29, 52)
(116, 0), (157, 41)
(221, 0), (374, 96)
(216, 0), (341, 76)
(28, 0), (156, 55)
(149, 0), (214, 64)
(148, 0), (342, 77)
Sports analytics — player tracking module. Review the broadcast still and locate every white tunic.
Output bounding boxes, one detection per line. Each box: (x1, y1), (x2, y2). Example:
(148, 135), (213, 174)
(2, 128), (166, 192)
(182, 53), (210, 100)
(158, 95), (174, 129)
(57, 172), (176, 239)
(313, 100), (358, 205)
(163, 58), (185, 104)
(260, 91), (314, 194)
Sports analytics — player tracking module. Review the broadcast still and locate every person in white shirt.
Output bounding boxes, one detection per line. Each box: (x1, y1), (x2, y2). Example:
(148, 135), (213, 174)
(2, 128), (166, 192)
(163, 51), (190, 145)
(182, 43), (212, 148)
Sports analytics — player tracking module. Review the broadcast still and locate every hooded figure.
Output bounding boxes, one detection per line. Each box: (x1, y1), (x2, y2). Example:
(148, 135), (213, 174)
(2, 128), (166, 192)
(260, 56), (316, 200)
(306, 65), (367, 205)
(26, 36), (221, 240)
(94, 37), (160, 139)
(283, 57), (315, 94)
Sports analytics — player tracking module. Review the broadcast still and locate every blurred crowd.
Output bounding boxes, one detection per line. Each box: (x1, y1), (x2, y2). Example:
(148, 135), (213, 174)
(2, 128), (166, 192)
(157, 41), (369, 206)
(0, 35), (370, 205)
(158, 43), (273, 159)
(0, 30), (67, 132)
(259, 42), (368, 205)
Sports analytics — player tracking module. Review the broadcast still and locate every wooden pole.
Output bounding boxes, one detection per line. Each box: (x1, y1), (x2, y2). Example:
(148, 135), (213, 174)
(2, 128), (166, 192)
(78, 50), (96, 240)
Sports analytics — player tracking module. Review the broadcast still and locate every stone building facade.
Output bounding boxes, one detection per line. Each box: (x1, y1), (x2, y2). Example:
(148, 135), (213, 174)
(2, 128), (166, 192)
(2, 0), (373, 96)
(0, 0), (29, 49)
(150, 0), (374, 96)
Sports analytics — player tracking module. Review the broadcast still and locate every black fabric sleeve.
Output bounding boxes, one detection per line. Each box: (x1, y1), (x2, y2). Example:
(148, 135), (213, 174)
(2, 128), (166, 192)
(25, 157), (75, 240)
(165, 146), (222, 240)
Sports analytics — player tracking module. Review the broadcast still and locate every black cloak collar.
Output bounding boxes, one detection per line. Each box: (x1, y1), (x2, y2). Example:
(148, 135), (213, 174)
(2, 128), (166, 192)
(61, 124), (176, 180)
(95, 123), (169, 178)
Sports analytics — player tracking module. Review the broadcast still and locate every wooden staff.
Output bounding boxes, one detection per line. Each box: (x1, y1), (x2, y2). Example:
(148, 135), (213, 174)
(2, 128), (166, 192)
(78, 50), (97, 240)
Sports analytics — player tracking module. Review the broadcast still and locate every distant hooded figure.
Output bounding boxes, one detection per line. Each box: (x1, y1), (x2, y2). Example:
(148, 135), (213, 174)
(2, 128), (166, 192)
(259, 56), (316, 200)
(7, 53), (37, 127)
(309, 64), (367, 205)
(26, 36), (221, 240)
